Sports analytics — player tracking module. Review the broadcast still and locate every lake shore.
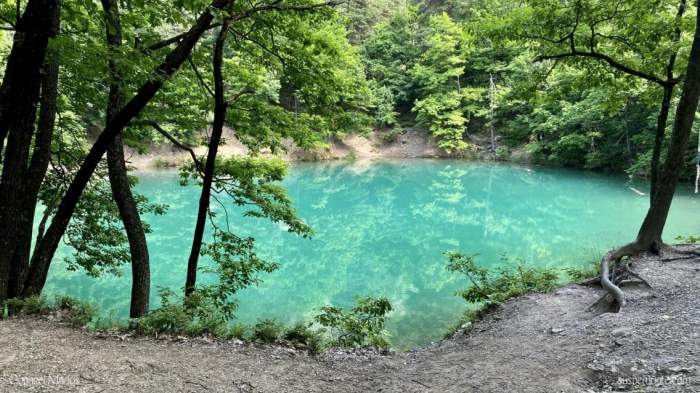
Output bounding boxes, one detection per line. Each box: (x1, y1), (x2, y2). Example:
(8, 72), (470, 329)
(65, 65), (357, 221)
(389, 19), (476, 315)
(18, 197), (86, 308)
(124, 127), (511, 170)
(2, 245), (698, 392)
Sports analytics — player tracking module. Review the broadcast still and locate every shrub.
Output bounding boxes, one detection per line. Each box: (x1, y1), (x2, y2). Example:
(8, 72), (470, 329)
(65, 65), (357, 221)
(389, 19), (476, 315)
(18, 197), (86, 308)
(676, 235), (700, 244)
(445, 252), (558, 306)
(221, 323), (248, 340)
(563, 260), (600, 281)
(92, 311), (128, 332)
(4, 295), (50, 315)
(315, 296), (393, 349)
(135, 303), (191, 336)
(252, 319), (284, 343)
(444, 252), (562, 338)
(284, 322), (326, 353)
(382, 127), (405, 144)
(495, 146), (510, 161)
(55, 296), (96, 327)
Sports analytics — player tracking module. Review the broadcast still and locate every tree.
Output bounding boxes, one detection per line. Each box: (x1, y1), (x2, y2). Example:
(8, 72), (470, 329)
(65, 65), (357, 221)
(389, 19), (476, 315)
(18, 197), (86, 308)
(182, 1), (368, 298)
(505, 0), (700, 309)
(184, 17), (233, 297)
(22, 0), (236, 297)
(101, 0), (152, 318)
(596, 2), (700, 309)
(0, 0), (60, 301)
(522, 0), (689, 202)
(411, 12), (478, 152)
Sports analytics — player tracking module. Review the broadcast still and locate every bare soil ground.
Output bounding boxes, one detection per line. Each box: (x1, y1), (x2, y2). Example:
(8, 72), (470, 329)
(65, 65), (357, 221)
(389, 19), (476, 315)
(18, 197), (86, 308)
(1, 247), (698, 392)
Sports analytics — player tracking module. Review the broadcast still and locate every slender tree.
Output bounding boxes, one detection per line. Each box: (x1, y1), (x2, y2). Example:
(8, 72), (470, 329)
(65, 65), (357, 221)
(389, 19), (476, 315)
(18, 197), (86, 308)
(22, 0), (235, 296)
(21, 0), (341, 298)
(185, 17), (233, 297)
(101, 0), (151, 317)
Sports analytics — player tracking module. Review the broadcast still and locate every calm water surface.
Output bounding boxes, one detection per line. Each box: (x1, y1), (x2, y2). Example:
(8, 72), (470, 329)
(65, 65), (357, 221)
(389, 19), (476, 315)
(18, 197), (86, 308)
(43, 160), (700, 349)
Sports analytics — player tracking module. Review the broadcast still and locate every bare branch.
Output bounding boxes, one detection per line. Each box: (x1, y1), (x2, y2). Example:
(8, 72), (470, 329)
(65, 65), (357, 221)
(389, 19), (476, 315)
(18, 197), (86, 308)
(535, 50), (671, 87)
(128, 120), (204, 173)
(187, 56), (215, 98)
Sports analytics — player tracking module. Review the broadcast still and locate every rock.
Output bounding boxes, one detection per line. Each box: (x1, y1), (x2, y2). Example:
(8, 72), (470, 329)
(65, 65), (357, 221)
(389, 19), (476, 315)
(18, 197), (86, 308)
(549, 327), (565, 334)
(612, 328), (632, 337)
(668, 365), (695, 373)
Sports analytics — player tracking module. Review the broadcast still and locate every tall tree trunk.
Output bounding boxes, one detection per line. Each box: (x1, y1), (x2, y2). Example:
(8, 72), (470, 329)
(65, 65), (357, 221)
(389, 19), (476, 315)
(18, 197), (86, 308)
(0, 0), (60, 301)
(22, 0), (232, 297)
(649, 86), (674, 202)
(636, 3), (700, 249)
(102, 0), (151, 318)
(185, 19), (231, 297)
(9, 0), (62, 299)
(649, 0), (687, 203)
(598, 1), (700, 311)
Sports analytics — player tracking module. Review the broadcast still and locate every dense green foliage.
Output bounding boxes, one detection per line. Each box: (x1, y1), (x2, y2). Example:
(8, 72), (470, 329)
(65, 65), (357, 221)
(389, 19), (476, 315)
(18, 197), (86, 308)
(315, 296), (393, 349)
(445, 252), (559, 305)
(358, 0), (699, 175)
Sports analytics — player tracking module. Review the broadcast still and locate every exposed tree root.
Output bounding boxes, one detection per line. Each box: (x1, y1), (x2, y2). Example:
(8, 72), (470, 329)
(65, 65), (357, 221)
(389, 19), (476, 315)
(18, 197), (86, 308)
(590, 242), (652, 313)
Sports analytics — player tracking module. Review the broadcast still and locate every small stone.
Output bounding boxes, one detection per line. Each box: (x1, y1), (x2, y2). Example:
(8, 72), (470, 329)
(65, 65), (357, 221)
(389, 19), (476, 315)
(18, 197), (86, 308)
(612, 328), (632, 337)
(550, 327), (565, 334)
(668, 366), (694, 373)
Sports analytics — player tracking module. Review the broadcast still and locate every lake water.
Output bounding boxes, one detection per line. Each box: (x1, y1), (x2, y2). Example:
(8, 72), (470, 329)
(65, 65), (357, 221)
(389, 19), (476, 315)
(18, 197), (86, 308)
(43, 160), (700, 349)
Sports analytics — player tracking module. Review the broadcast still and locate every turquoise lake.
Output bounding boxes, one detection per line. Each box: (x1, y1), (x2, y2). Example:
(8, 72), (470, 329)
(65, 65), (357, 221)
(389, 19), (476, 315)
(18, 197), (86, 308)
(42, 160), (700, 349)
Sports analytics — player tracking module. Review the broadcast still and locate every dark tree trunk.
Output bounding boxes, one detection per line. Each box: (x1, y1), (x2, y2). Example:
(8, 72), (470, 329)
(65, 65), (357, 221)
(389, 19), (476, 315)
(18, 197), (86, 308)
(185, 19), (231, 297)
(22, 0), (232, 297)
(597, 1), (700, 311)
(102, 0), (151, 318)
(649, 0), (686, 202)
(649, 86), (674, 202)
(0, 0), (60, 301)
(636, 2), (700, 250)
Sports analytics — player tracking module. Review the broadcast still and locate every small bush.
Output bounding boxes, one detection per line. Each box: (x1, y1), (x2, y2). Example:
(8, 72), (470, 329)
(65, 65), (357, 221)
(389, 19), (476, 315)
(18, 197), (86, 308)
(284, 322), (326, 353)
(495, 146), (510, 161)
(445, 252), (558, 306)
(675, 235), (700, 244)
(4, 296), (50, 315)
(221, 323), (248, 340)
(315, 296), (393, 349)
(55, 296), (96, 327)
(252, 319), (284, 343)
(444, 253), (562, 338)
(563, 261), (600, 281)
(382, 127), (405, 144)
(135, 303), (190, 336)
(92, 311), (128, 332)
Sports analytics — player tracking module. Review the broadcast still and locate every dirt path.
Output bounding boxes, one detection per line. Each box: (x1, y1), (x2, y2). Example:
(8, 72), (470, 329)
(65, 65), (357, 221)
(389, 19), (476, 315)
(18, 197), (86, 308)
(1, 248), (698, 392)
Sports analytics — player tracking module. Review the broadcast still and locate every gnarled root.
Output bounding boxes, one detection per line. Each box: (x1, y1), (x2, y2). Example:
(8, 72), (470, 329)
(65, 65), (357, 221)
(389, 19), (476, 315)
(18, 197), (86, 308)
(589, 242), (647, 313)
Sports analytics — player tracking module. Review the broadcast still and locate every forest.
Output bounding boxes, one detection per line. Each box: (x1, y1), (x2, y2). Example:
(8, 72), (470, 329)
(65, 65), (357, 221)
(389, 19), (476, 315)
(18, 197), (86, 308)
(0, 0), (699, 390)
